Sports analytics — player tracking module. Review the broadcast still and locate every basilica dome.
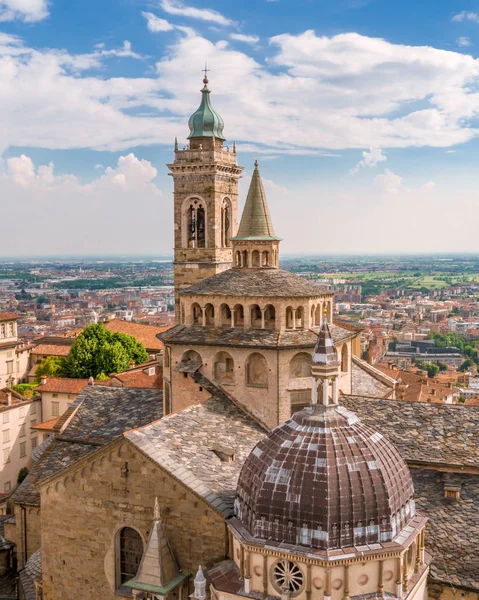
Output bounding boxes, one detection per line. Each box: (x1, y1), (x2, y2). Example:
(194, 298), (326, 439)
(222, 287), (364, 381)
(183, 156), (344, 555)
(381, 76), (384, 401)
(235, 403), (415, 551)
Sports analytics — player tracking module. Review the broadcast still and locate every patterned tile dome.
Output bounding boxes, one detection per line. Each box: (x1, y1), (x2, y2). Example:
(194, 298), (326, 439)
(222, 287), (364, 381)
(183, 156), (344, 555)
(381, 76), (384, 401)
(235, 404), (416, 550)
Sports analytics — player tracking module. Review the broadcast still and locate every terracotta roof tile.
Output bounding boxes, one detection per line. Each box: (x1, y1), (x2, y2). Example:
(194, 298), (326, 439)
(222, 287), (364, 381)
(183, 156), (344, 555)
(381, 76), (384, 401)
(36, 378), (89, 394)
(31, 417), (60, 431)
(104, 319), (167, 352)
(31, 343), (71, 356)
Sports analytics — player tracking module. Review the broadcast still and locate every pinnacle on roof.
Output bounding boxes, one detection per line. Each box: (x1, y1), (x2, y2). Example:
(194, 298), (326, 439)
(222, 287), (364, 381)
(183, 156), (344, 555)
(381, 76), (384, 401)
(127, 497), (183, 593)
(188, 74), (226, 141)
(232, 161), (280, 241)
(312, 318), (340, 367)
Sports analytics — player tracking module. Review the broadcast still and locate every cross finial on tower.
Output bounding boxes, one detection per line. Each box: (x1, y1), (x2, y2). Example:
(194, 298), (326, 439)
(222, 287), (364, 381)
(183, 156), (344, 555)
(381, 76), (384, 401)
(203, 62), (210, 86)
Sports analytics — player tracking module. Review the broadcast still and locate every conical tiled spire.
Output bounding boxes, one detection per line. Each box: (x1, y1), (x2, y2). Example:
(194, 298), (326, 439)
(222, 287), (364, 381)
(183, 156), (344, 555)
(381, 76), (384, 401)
(188, 76), (225, 141)
(233, 162), (280, 241)
(133, 498), (180, 589)
(312, 319), (340, 367)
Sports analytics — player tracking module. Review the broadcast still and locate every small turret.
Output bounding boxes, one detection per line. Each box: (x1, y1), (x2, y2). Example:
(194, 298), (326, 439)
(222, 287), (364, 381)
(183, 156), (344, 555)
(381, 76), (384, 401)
(190, 566), (208, 600)
(231, 161), (281, 269)
(311, 313), (341, 407)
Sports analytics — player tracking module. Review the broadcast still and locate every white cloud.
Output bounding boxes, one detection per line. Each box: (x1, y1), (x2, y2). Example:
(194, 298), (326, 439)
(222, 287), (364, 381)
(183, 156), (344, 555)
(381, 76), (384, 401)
(230, 33), (260, 45)
(373, 169), (402, 194)
(457, 36), (471, 47)
(0, 153), (163, 255)
(142, 11), (174, 32)
(421, 181), (436, 191)
(0, 0), (48, 22)
(452, 11), (479, 23)
(159, 0), (235, 26)
(350, 148), (387, 173)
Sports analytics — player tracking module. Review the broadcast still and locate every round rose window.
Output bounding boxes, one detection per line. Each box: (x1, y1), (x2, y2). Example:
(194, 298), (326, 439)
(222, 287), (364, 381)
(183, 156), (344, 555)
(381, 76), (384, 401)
(272, 560), (304, 595)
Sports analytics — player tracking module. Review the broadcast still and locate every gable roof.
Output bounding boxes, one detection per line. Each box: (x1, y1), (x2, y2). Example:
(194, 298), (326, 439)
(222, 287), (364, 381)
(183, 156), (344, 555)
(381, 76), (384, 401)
(125, 395), (266, 517)
(36, 378), (89, 394)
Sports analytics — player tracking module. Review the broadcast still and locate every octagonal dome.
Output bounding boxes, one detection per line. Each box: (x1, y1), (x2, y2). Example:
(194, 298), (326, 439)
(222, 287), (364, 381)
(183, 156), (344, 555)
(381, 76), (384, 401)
(235, 404), (415, 551)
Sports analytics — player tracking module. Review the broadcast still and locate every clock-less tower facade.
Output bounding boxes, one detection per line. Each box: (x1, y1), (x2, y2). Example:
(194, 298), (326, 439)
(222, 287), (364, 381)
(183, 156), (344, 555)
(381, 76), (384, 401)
(168, 75), (243, 320)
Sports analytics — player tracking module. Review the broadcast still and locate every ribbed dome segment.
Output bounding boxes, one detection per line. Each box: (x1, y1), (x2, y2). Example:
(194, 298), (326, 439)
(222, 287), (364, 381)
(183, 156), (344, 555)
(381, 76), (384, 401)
(235, 405), (415, 550)
(232, 162), (280, 241)
(188, 79), (225, 140)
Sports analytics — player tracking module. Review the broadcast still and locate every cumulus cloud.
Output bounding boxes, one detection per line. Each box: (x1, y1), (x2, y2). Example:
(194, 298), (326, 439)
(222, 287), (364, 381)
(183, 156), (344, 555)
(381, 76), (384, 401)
(373, 169), (402, 194)
(350, 148), (387, 173)
(3, 29), (479, 156)
(230, 33), (260, 45)
(452, 11), (479, 23)
(0, 153), (163, 255)
(457, 36), (471, 47)
(0, 0), (48, 22)
(142, 11), (175, 32)
(159, 0), (235, 26)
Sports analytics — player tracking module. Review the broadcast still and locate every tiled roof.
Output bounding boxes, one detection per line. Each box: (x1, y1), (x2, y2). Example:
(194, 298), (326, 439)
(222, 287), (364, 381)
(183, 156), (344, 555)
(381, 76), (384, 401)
(0, 312), (18, 322)
(0, 387), (27, 407)
(180, 269), (330, 298)
(102, 370), (161, 389)
(13, 386), (163, 505)
(160, 324), (353, 349)
(36, 378), (89, 394)
(31, 343), (71, 356)
(351, 360), (395, 398)
(19, 548), (42, 600)
(236, 403), (415, 550)
(104, 319), (167, 352)
(412, 470), (479, 590)
(31, 417), (60, 431)
(125, 395), (266, 517)
(341, 396), (479, 468)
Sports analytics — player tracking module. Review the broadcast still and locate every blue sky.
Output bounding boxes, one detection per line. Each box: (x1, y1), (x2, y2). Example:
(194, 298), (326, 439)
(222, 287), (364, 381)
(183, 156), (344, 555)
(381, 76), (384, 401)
(0, 0), (479, 256)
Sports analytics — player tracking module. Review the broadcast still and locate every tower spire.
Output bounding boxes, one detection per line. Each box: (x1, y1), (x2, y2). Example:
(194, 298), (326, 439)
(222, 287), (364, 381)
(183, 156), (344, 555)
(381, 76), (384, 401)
(231, 162), (281, 270)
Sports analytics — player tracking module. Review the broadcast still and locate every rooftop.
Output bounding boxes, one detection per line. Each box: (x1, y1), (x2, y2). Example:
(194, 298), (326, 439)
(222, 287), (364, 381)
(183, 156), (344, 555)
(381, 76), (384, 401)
(180, 268), (330, 298)
(104, 319), (167, 352)
(36, 377), (89, 394)
(31, 343), (71, 356)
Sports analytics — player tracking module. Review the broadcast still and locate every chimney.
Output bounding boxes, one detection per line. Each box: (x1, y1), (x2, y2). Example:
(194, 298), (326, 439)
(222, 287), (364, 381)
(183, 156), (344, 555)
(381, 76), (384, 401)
(432, 388), (436, 396)
(88, 376), (94, 385)
(7, 392), (12, 406)
(41, 376), (47, 385)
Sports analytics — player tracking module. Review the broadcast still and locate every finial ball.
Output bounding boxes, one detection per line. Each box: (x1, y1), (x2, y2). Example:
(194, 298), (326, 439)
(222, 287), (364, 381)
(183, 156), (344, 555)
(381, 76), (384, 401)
(254, 159), (259, 168)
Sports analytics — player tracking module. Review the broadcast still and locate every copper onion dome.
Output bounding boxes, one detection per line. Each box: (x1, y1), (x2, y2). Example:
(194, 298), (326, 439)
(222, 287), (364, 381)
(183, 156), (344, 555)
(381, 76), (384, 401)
(188, 75), (226, 141)
(235, 404), (416, 550)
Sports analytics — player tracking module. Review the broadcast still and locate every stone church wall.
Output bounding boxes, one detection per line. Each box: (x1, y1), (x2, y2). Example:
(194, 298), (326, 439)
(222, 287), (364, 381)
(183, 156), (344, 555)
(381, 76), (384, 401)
(39, 438), (227, 600)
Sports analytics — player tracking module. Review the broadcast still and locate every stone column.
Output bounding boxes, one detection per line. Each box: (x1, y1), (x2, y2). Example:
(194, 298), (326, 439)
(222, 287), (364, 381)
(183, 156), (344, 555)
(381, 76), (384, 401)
(261, 309), (266, 330)
(231, 309), (235, 328)
(262, 555), (268, 599)
(324, 568), (331, 600)
(292, 310), (296, 330)
(343, 565), (350, 600)
(201, 307), (206, 327)
(420, 529), (426, 564)
(244, 550), (251, 593)
(311, 379), (318, 405)
(402, 554), (408, 594)
(306, 564), (311, 600)
(322, 379), (329, 406)
(378, 560), (384, 595)
(415, 536), (421, 573)
(396, 556), (403, 600)
(332, 377), (338, 404)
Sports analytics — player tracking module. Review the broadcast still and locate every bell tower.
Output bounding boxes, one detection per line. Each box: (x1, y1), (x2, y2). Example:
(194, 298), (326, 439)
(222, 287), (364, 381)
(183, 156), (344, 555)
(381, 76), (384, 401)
(167, 74), (243, 320)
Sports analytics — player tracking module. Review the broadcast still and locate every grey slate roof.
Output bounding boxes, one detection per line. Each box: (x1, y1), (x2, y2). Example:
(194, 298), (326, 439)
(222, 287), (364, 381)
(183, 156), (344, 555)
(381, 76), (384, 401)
(351, 362), (394, 398)
(180, 268), (330, 298)
(412, 470), (479, 590)
(160, 324), (352, 349)
(19, 548), (42, 600)
(341, 396), (479, 468)
(12, 386), (163, 505)
(125, 395), (266, 517)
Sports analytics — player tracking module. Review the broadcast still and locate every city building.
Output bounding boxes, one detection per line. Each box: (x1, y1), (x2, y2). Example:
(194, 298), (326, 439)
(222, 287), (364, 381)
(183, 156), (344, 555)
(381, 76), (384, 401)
(0, 313), (31, 388)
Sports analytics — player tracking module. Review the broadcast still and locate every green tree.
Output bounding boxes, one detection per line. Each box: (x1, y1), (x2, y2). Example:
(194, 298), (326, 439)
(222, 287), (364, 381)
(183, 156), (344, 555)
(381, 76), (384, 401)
(36, 356), (66, 381)
(18, 467), (29, 484)
(458, 359), (474, 372)
(63, 323), (148, 378)
(424, 363), (440, 378)
(435, 361), (448, 372)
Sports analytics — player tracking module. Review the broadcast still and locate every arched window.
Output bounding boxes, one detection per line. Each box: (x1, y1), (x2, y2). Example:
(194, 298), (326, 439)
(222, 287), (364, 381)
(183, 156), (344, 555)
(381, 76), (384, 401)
(191, 303), (202, 326)
(205, 304), (215, 327)
(262, 251), (269, 267)
(235, 251), (241, 267)
(341, 344), (349, 372)
(220, 303), (232, 327)
(233, 304), (244, 327)
(0, 324), (5, 338)
(221, 199), (232, 248)
(246, 353), (268, 388)
(214, 351), (235, 385)
(252, 250), (260, 268)
(286, 307), (294, 330)
(185, 198), (206, 248)
(289, 352), (312, 378)
(117, 527), (143, 589)
(250, 304), (262, 329)
(296, 307), (304, 329)
(264, 304), (276, 330)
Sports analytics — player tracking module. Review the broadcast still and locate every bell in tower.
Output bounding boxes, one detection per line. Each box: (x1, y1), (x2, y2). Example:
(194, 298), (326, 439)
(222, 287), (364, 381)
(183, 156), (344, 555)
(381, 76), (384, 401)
(167, 73), (244, 321)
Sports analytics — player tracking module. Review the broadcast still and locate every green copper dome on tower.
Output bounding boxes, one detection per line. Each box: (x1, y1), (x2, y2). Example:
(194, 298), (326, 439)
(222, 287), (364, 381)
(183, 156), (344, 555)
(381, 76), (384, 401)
(188, 76), (226, 141)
